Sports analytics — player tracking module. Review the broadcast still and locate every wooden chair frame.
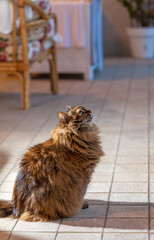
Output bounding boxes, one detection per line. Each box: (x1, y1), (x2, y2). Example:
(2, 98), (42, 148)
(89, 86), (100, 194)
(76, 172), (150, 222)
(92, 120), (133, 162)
(0, 0), (58, 110)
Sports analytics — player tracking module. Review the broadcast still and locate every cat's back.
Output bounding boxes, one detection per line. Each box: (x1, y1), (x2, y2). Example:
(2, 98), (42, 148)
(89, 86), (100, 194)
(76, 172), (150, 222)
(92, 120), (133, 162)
(19, 139), (58, 175)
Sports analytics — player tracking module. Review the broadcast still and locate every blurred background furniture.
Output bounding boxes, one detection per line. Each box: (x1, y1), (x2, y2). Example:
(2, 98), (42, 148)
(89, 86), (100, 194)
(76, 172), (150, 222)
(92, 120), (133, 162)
(31, 0), (103, 80)
(0, 0), (58, 110)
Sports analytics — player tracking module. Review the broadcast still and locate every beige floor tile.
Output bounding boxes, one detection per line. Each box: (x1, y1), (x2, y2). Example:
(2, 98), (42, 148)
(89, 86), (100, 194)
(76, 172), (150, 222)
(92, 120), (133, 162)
(150, 156), (154, 163)
(108, 204), (148, 218)
(10, 232), (56, 240)
(95, 164), (114, 173)
(87, 182), (111, 193)
(116, 156), (148, 164)
(0, 131), (10, 144)
(150, 234), (154, 240)
(105, 218), (148, 232)
(0, 192), (12, 200)
(91, 172), (113, 182)
(14, 220), (60, 232)
(0, 119), (19, 131)
(0, 142), (28, 156)
(56, 233), (102, 240)
(0, 232), (10, 240)
(150, 183), (154, 192)
(150, 149), (154, 156)
(111, 182), (148, 193)
(103, 233), (148, 240)
(113, 173), (148, 182)
(0, 218), (17, 231)
(150, 204), (154, 218)
(4, 165), (19, 182)
(0, 182), (14, 193)
(115, 164), (148, 173)
(0, 164), (14, 172)
(73, 204), (107, 218)
(110, 193), (148, 203)
(59, 218), (104, 232)
(118, 147), (148, 156)
(100, 156), (115, 164)
(119, 142), (148, 150)
(102, 147), (117, 156)
(84, 193), (108, 203)
(150, 219), (154, 232)
(6, 131), (36, 143)
(0, 155), (20, 164)
(0, 164), (14, 181)
(150, 164), (154, 173)
(150, 194), (154, 203)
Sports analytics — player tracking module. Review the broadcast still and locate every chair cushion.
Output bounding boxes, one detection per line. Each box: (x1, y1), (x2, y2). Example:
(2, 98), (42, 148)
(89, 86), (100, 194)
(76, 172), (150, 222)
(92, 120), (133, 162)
(26, 18), (56, 42)
(24, 0), (51, 21)
(33, 0), (51, 18)
(0, 0), (55, 62)
(0, 38), (53, 62)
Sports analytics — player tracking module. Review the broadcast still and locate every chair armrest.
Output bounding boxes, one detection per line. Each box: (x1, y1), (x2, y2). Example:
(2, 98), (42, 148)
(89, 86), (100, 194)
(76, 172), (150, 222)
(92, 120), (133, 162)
(17, 0), (58, 58)
(18, 0), (48, 21)
(48, 13), (57, 32)
(26, 14), (57, 31)
(26, 19), (48, 30)
(18, 0), (57, 33)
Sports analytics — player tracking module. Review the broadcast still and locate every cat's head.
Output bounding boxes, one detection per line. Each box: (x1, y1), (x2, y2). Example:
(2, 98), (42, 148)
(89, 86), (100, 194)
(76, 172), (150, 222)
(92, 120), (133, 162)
(58, 105), (93, 132)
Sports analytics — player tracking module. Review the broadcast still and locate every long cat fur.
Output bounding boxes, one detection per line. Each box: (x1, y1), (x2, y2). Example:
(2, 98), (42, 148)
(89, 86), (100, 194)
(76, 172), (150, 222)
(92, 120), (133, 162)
(0, 105), (104, 221)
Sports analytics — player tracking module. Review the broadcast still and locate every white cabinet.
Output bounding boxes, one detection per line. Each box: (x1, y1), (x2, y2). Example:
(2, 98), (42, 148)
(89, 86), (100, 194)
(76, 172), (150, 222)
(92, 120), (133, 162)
(31, 0), (103, 80)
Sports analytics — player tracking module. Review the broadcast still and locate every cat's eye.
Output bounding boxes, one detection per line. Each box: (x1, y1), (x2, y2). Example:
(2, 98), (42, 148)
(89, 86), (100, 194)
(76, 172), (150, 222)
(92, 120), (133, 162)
(78, 111), (83, 115)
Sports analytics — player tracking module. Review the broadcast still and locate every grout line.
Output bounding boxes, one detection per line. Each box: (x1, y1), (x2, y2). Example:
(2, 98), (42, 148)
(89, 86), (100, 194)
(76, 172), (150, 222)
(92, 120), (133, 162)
(55, 78), (113, 239)
(1, 60), (153, 238)
(6, 82), (77, 238)
(7, 232), (12, 240)
(101, 60), (134, 240)
(0, 82), (76, 186)
(55, 63), (116, 239)
(0, 79), (75, 146)
(8, 219), (19, 240)
(148, 59), (151, 240)
(96, 66), (119, 238)
(0, 87), (58, 145)
(54, 219), (63, 240)
(0, 92), (20, 117)
(6, 80), (92, 239)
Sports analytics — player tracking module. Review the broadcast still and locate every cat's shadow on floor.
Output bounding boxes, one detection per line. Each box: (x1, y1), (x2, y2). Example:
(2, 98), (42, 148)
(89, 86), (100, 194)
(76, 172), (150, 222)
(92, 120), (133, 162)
(0, 151), (151, 231)
(59, 199), (151, 231)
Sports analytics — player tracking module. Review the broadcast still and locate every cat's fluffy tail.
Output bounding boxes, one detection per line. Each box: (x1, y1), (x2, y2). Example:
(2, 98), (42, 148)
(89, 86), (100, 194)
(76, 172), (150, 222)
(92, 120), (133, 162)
(0, 200), (13, 217)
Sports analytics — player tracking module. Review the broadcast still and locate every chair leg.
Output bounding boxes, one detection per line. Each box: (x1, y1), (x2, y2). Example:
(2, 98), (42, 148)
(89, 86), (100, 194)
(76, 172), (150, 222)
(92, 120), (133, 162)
(48, 47), (58, 94)
(21, 71), (30, 110)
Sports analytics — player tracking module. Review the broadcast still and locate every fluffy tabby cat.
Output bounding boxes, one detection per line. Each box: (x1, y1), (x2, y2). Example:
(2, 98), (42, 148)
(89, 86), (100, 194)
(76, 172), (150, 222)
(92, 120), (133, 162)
(0, 105), (104, 221)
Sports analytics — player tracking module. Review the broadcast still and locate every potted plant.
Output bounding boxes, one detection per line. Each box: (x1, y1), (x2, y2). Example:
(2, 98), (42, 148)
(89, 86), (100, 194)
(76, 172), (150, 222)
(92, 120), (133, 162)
(117, 0), (154, 58)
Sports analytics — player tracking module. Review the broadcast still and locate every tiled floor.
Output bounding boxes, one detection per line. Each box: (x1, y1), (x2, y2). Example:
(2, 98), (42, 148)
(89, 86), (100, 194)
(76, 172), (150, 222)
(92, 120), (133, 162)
(0, 57), (154, 239)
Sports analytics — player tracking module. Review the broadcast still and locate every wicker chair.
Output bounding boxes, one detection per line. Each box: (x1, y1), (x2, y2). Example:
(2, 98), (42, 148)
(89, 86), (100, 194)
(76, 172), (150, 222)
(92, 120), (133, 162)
(0, 0), (58, 110)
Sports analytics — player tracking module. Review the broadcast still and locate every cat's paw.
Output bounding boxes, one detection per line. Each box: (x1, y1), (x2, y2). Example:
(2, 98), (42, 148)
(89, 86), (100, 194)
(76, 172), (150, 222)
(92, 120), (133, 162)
(82, 200), (89, 209)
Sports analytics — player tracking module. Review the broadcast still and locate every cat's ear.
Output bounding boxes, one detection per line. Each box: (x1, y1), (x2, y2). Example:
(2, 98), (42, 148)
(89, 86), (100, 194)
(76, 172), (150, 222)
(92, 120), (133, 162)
(58, 112), (71, 123)
(66, 106), (71, 111)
